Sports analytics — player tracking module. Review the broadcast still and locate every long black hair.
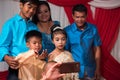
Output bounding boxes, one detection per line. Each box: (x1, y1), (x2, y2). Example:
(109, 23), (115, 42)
(32, 1), (52, 24)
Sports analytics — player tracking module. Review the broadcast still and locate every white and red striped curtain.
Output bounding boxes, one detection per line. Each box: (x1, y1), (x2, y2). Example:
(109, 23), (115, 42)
(48, 0), (120, 80)
(0, 0), (120, 80)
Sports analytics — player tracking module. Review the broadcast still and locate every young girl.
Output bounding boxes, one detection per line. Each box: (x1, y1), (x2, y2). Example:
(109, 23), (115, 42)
(48, 25), (79, 80)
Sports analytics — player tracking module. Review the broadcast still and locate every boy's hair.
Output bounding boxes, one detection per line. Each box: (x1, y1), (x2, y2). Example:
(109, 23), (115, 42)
(25, 30), (42, 42)
(20, 0), (39, 5)
(72, 4), (87, 15)
(50, 24), (67, 40)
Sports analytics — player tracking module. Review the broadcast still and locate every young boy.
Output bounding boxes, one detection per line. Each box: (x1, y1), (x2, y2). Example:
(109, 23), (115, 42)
(64, 4), (101, 80)
(0, 0), (39, 80)
(15, 30), (47, 80)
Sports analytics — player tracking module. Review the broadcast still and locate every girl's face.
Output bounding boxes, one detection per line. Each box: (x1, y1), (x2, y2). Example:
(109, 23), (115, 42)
(20, 2), (37, 19)
(37, 4), (51, 22)
(26, 37), (42, 52)
(52, 34), (66, 50)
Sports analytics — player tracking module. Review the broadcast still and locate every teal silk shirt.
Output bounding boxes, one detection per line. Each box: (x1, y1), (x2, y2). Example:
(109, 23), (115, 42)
(0, 14), (38, 61)
(64, 22), (101, 78)
(41, 21), (60, 54)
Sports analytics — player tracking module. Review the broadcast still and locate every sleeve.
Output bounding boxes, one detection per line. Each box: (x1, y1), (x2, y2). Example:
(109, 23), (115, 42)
(0, 21), (13, 61)
(64, 27), (71, 51)
(93, 27), (102, 47)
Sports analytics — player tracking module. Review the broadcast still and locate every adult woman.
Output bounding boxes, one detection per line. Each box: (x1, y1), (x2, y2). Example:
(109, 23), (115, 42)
(32, 1), (60, 54)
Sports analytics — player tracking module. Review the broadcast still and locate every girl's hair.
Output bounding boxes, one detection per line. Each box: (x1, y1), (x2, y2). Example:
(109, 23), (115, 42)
(50, 24), (67, 40)
(20, 0), (39, 5)
(32, 1), (52, 24)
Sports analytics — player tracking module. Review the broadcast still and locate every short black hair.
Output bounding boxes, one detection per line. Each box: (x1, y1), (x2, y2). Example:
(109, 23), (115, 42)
(25, 30), (42, 42)
(50, 24), (67, 40)
(72, 4), (87, 15)
(20, 0), (39, 5)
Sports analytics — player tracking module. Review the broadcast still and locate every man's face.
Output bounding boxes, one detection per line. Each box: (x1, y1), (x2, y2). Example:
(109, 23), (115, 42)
(72, 11), (87, 27)
(20, 2), (37, 19)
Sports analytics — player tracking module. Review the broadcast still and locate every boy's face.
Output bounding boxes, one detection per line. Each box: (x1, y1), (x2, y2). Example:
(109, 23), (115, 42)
(53, 34), (66, 50)
(20, 2), (37, 19)
(26, 37), (42, 52)
(72, 11), (87, 28)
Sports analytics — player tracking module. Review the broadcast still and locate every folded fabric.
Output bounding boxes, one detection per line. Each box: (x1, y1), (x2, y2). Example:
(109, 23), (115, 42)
(15, 50), (46, 80)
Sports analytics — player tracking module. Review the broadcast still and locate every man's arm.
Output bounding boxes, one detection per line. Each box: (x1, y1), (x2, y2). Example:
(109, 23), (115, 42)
(94, 46), (101, 80)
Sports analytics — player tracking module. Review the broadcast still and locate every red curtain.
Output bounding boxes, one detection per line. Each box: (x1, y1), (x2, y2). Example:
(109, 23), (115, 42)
(48, 0), (92, 23)
(94, 8), (120, 80)
(48, 0), (120, 80)
(0, 71), (8, 80)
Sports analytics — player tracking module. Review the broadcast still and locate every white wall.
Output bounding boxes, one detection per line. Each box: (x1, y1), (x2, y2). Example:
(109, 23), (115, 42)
(0, 0), (69, 29)
(0, 0), (19, 29)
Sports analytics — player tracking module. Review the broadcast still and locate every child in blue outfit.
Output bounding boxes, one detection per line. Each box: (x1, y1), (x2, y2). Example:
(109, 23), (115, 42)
(64, 4), (101, 80)
(0, 0), (39, 80)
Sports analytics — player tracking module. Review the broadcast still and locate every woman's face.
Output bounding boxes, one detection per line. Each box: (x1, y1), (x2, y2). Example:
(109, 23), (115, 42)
(37, 4), (51, 22)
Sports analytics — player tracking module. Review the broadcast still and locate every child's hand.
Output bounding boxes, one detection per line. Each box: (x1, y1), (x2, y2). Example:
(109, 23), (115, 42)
(38, 49), (48, 60)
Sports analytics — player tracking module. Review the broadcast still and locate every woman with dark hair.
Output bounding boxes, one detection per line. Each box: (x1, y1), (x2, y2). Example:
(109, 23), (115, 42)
(32, 1), (60, 54)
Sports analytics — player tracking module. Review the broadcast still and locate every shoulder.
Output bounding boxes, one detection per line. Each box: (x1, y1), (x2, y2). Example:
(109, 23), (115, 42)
(1, 15), (17, 30)
(64, 24), (73, 32)
(87, 22), (98, 30)
(64, 50), (72, 56)
(53, 21), (60, 25)
(4, 15), (17, 25)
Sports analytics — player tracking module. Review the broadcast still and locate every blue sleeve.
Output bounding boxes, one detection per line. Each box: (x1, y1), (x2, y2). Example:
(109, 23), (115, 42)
(0, 21), (13, 61)
(64, 27), (71, 51)
(93, 28), (101, 46)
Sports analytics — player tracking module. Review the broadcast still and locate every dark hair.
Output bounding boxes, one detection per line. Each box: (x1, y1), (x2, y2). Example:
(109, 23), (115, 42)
(50, 24), (67, 40)
(32, 1), (52, 24)
(20, 0), (39, 5)
(25, 30), (42, 42)
(72, 4), (87, 15)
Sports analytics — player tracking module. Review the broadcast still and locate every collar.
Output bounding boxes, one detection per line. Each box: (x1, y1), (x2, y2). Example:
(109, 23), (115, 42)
(72, 22), (90, 32)
(15, 14), (31, 23)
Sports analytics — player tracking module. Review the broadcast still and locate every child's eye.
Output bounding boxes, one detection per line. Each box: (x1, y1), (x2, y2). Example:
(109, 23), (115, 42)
(33, 42), (36, 44)
(45, 10), (48, 13)
(62, 38), (65, 40)
(56, 39), (59, 41)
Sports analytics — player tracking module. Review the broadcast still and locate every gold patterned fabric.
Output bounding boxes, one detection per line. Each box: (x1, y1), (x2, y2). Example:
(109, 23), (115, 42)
(48, 50), (79, 80)
(15, 50), (46, 80)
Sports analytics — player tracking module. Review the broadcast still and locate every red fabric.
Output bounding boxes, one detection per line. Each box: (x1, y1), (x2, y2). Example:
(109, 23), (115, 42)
(0, 71), (8, 80)
(48, 0), (91, 6)
(48, 0), (120, 80)
(48, 0), (92, 23)
(94, 8), (120, 80)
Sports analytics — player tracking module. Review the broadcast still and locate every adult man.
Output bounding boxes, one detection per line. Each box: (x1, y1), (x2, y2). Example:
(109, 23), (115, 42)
(64, 4), (101, 80)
